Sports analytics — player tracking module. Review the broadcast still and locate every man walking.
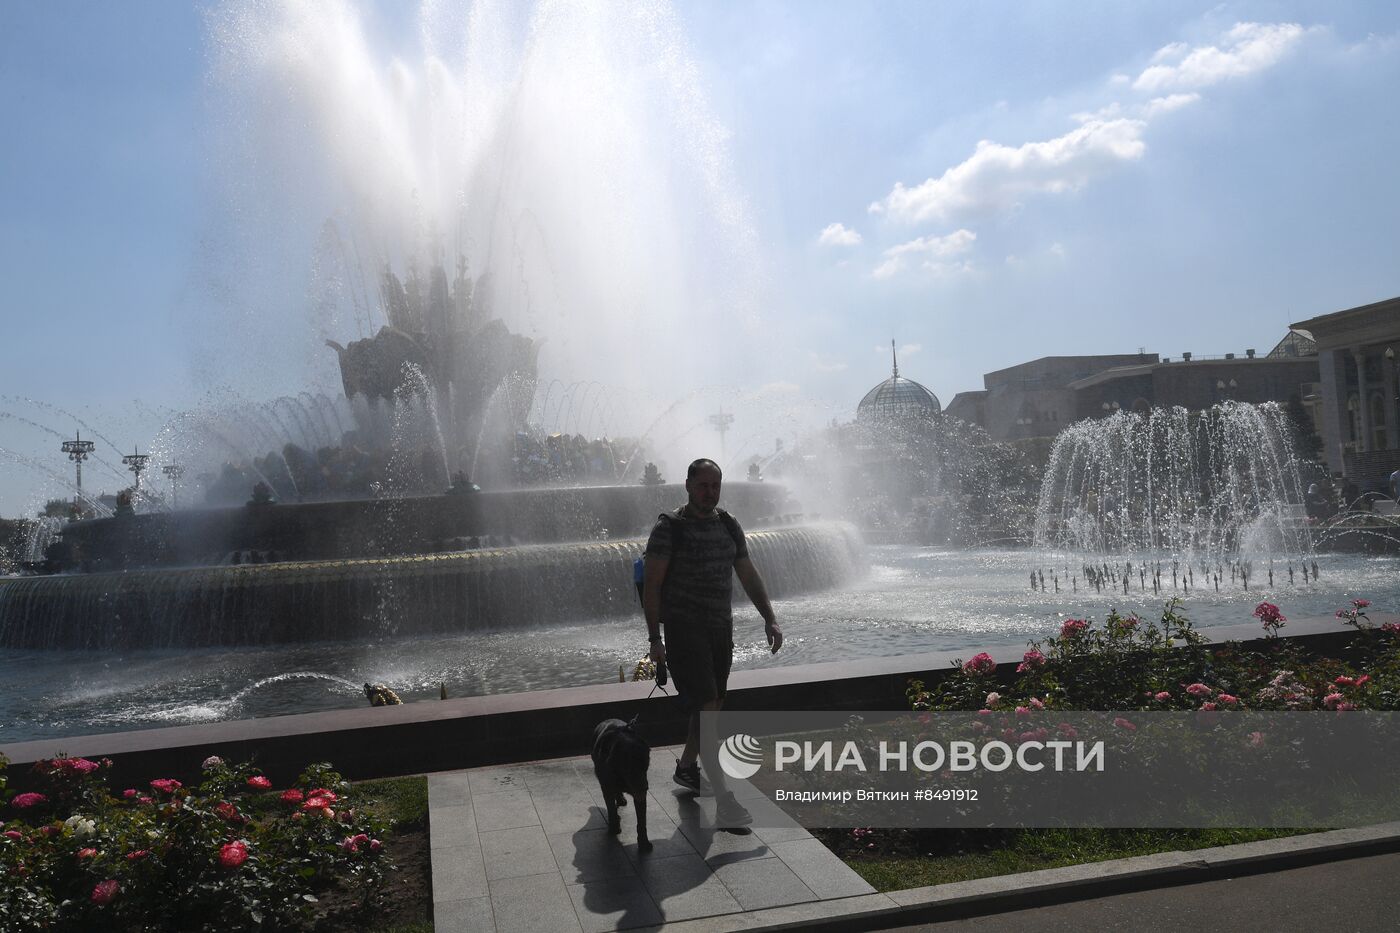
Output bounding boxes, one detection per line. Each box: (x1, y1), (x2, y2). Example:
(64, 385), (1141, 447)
(644, 458), (781, 829)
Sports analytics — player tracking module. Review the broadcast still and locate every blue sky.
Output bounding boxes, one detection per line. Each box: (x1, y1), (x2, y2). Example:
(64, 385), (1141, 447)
(2, 1), (1399, 517)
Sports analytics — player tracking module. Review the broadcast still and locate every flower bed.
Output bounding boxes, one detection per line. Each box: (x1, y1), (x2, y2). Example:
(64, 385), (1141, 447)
(0, 754), (415, 931)
(819, 596), (1397, 889)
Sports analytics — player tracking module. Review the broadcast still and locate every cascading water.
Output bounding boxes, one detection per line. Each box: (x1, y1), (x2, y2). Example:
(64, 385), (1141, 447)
(1033, 402), (1312, 562)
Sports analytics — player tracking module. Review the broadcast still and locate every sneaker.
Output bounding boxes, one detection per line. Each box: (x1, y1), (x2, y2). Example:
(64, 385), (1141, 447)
(673, 762), (702, 792)
(715, 792), (753, 830)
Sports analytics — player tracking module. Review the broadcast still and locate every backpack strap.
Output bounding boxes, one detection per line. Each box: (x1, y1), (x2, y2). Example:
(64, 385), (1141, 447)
(657, 508), (741, 558)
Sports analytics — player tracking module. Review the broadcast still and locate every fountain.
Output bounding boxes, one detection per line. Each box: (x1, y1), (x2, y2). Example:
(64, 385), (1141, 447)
(1033, 402), (1313, 562)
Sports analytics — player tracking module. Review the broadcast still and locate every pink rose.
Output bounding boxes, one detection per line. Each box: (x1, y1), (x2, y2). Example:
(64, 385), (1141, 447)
(3, 830), (22, 840)
(78, 847), (98, 859)
(1354, 599), (1371, 609)
(1217, 694), (1240, 706)
(369, 838), (382, 853)
(1201, 701), (1218, 711)
(126, 850), (151, 861)
(1185, 683), (1212, 698)
(91, 880), (120, 906)
(962, 652), (997, 675)
(218, 840), (249, 869)
(1355, 675), (1371, 687)
(985, 691), (1002, 708)
(1335, 675), (1356, 687)
(281, 788), (304, 805)
(11, 793), (47, 809)
(1060, 619), (1088, 639)
(1323, 692), (1345, 710)
(246, 775), (272, 790)
(1113, 717), (1136, 731)
(149, 778), (182, 795)
(215, 802), (240, 822)
(123, 789), (138, 799)
(1015, 706), (1031, 718)
(1017, 649), (1046, 673)
(1029, 697), (1045, 710)
(307, 788), (338, 803)
(1154, 691), (1172, 702)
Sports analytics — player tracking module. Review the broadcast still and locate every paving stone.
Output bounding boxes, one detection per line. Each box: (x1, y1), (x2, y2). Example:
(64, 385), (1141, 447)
(473, 789), (540, 832)
(431, 803), (479, 850)
(469, 767), (528, 795)
(521, 761), (587, 794)
(489, 872), (583, 933)
(633, 852), (743, 922)
(566, 875), (664, 932)
(433, 843), (489, 901)
(742, 796), (813, 846)
(430, 772), (472, 807)
(770, 838), (876, 898)
(434, 895), (496, 933)
(549, 828), (639, 884)
(622, 821), (697, 864)
(711, 856), (817, 910)
(678, 820), (775, 868)
(480, 825), (560, 881)
(533, 787), (608, 835)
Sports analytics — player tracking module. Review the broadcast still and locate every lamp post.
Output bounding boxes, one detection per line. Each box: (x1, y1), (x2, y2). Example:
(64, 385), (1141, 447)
(123, 446), (151, 489)
(61, 432), (96, 500)
(708, 406), (735, 462)
(162, 463), (186, 508)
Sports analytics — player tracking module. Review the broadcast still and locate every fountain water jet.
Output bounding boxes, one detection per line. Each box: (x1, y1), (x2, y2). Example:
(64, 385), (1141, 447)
(1033, 402), (1313, 563)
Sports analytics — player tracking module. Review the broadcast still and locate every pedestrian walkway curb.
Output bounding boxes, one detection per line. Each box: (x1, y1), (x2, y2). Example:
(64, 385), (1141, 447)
(633, 821), (1400, 931)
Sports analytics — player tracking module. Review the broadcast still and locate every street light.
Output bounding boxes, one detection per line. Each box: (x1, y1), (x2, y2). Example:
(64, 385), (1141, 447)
(708, 406), (735, 462)
(123, 446), (151, 489)
(162, 463), (186, 508)
(60, 431), (96, 499)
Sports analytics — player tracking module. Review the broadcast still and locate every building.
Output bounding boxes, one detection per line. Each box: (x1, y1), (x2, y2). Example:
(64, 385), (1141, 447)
(947, 338), (1320, 443)
(961, 354), (1157, 440)
(1292, 297), (1400, 491)
(857, 342), (941, 423)
(1067, 341), (1318, 422)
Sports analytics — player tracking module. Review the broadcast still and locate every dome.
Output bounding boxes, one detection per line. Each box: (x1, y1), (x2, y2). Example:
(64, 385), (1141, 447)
(857, 342), (941, 423)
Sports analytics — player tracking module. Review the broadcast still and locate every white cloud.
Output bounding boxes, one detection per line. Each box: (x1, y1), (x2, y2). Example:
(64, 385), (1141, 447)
(1151, 41), (1190, 64)
(872, 229), (976, 279)
(808, 352), (848, 373)
(869, 120), (1146, 225)
(1133, 22), (1309, 92)
(818, 222), (862, 247)
(1141, 93), (1201, 117)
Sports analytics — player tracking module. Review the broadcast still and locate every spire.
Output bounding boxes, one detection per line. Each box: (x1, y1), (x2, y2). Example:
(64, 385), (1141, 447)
(891, 339), (899, 378)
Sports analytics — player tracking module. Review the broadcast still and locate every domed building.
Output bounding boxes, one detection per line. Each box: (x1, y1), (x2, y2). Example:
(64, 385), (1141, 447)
(857, 341), (941, 423)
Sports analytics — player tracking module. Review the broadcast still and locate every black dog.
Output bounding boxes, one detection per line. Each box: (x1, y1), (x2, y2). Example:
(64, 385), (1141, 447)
(591, 717), (651, 851)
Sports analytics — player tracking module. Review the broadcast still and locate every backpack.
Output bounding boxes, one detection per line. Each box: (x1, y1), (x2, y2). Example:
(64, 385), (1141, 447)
(633, 508), (742, 604)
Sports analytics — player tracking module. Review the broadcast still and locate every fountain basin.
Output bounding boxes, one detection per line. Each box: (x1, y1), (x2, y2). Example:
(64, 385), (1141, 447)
(0, 523), (864, 650)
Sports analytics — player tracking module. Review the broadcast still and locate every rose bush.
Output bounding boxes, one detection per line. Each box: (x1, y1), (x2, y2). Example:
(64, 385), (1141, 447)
(0, 755), (392, 931)
(909, 596), (1398, 715)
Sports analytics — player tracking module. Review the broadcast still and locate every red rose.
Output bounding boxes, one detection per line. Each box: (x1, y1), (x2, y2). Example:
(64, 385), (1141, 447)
(149, 778), (182, 795)
(281, 788), (304, 805)
(246, 775), (272, 790)
(215, 802), (240, 822)
(91, 880), (120, 905)
(218, 840), (249, 869)
(126, 850), (151, 862)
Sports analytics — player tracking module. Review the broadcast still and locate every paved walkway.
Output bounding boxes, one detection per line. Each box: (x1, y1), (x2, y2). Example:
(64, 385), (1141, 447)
(427, 746), (877, 932)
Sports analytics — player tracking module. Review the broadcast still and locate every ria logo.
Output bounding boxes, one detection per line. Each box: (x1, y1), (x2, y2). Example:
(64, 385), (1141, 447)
(718, 733), (764, 780)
